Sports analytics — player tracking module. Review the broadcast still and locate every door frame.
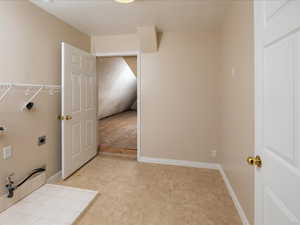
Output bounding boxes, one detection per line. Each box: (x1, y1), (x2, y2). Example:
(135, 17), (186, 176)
(254, 1), (264, 224)
(94, 51), (142, 160)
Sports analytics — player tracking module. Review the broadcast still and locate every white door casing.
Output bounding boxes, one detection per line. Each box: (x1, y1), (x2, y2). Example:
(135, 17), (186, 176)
(255, 1), (300, 225)
(62, 43), (97, 179)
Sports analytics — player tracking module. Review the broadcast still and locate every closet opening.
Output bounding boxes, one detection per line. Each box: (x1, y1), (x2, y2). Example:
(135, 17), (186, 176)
(96, 55), (140, 159)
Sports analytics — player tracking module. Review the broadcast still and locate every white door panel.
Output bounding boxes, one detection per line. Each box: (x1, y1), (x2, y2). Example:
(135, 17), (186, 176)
(264, 0), (300, 45)
(62, 43), (97, 179)
(71, 73), (82, 114)
(85, 120), (94, 147)
(264, 0), (289, 21)
(264, 35), (295, 162)
(264, 187), (299, 225)
(255, 0), (300, 224)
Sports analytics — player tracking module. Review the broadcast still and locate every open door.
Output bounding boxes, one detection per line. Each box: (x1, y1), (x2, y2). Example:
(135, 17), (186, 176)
(255, 1), (300, 224)
(61, 43), (97, 179)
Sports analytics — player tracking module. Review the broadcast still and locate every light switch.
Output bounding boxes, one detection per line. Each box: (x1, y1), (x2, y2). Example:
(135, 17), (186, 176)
(3, 145), (12, 160)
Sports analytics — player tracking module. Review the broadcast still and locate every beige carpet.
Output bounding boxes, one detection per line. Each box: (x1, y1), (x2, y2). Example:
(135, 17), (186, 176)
(98, 111), (137, 151)
(59, 155), (242, 225)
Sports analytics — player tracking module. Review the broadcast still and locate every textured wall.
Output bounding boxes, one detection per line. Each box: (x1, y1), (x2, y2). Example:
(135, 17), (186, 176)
(218, 1), (254, 223)
(97, 57), (137, 119)
(0, 1), (90, 195)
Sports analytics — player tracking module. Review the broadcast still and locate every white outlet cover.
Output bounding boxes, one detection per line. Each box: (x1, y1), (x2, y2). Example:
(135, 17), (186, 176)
(3, 145), (12, 160)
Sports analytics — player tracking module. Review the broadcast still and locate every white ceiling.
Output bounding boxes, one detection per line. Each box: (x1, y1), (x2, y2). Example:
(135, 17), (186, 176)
(31, 0), (230, 36)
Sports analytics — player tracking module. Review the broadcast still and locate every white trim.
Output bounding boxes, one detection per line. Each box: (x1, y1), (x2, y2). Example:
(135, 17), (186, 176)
(254, 2), (264, 225)
(218, 165), (250, 225)
(95, 51), (139, 57)
(61, 42), (66, 179)
(95, 52), (142, 161)
(138, 156), (219, 170)
(136, 52), (142, 161)
(47, 171), (62, 184)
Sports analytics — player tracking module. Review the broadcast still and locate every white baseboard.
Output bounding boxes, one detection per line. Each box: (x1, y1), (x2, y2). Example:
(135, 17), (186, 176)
(138, 156), (219, 170)
(47, 171), (62, 184)
(218, 165), (250, 225)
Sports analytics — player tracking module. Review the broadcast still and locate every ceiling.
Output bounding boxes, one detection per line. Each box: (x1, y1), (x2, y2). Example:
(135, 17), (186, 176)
(31, 0), (230, 36)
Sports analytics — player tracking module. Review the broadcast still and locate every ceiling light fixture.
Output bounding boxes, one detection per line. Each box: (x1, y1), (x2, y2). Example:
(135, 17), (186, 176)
(114, 0), (135, 3)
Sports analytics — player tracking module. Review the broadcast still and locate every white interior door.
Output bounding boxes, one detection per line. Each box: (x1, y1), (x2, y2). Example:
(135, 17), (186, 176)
(255, 1), (300, 224)
(61, 43), (97, 179)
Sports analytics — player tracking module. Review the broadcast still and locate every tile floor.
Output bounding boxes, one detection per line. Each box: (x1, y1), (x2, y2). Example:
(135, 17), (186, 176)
(59, 155), (242, 225)
(0, 184), (97, 225)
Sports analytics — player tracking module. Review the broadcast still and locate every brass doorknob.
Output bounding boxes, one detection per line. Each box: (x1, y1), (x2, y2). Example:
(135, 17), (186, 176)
(247, 156), (262, 168)
(65, 115), (72, 120)
(57, 115), (64, 120)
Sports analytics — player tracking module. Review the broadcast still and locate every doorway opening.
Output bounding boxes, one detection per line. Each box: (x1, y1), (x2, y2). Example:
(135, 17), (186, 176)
(96, 55), (139, 159)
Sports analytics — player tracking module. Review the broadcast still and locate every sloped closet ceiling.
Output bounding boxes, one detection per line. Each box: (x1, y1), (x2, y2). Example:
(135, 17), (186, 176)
(97, 57), (137, 119)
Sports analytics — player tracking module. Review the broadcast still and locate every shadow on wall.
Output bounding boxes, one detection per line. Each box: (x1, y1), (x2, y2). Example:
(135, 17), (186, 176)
(97, 56), (137, 119)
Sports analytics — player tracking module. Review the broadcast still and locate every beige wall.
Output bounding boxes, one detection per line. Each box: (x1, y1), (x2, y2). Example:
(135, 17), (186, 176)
(92, 34), (139, 55)
(137, 26), (158, 53)
(218, 1), (254, 223)
(140, 32), (219, 163)
(0, 2), (90, 195)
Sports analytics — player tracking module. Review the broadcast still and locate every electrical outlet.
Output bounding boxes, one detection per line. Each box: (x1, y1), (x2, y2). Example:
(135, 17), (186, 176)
(3, 145), (12, 160)
(38, 136), (46, 146)
(211, 150), (217, 158)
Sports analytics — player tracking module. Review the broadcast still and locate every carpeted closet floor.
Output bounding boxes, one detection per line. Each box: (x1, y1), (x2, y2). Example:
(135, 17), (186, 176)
(98, 111), (137, 155)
